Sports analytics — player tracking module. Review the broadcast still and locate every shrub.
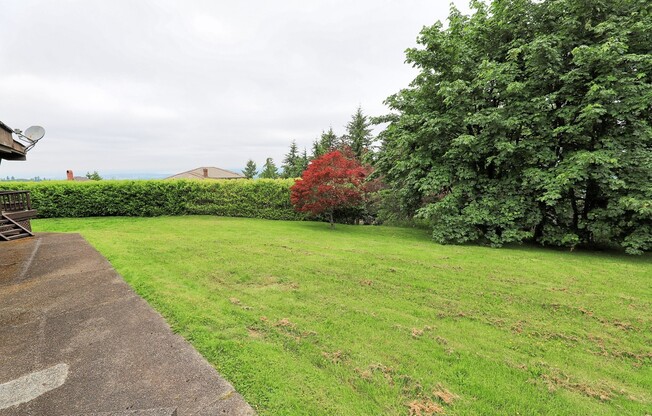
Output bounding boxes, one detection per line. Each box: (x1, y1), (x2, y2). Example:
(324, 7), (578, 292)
(0, 179), (302, 220)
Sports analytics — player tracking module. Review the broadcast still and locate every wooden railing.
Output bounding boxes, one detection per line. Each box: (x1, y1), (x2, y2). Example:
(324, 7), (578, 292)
(0, 191), (32, 212)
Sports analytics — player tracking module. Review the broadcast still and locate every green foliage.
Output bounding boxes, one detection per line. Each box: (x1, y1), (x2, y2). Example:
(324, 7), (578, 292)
(0, 179), (301, 220)
(281, 140), (304, 178)
(311, 127), (338, 159)
(85, 171), (102, 181)
(242, 159), (258, 179)
(298, 148), (309, 174)
(342, 106), (374, 160)
(377, 0), (652, 253)
(259, 157), (280, 179)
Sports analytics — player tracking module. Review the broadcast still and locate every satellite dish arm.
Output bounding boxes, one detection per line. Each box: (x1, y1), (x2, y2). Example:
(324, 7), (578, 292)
(13, 126), (45, 153)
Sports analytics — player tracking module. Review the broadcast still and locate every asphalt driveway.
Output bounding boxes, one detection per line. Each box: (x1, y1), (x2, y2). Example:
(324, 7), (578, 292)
(0, 233), (254, 416)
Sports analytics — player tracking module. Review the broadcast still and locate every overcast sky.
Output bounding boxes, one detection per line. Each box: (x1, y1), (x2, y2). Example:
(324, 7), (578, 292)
(0, 0), (470, 179)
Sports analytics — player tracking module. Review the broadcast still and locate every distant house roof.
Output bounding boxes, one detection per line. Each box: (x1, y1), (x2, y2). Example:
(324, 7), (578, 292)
(166, 166), (245, 180)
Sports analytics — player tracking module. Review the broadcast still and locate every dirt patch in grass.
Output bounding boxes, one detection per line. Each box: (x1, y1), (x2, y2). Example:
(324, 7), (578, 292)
(407, 399), (445, 415)
(611, 320), (636, 331)
(432, 385), (458, 405)
(247, 327), (264, 338)
(322, 350), (345, 364)
(511, 320), (525, 334)
(434, 336), (448, 346)
(587, 334), (652, 367)
(538, 370), (615, 402)
(407, 385), (458, 416)
(275, 318), (295, 328)
(411, 326), (433, 339)
(355, 363), (395, 384)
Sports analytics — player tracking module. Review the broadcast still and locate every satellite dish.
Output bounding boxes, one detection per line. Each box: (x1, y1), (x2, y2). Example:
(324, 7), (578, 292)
(23, 126), (45, 142)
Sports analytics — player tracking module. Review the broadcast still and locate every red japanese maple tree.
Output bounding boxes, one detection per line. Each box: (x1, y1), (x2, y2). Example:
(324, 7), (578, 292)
(290, 150), (372, 228)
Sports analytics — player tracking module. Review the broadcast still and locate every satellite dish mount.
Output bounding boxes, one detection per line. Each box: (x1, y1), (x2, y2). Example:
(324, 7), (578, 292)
(13, 125), (45, 153)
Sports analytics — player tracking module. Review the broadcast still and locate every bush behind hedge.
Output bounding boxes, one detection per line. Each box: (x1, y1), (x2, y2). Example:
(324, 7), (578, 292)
(0, 179), (302, 220)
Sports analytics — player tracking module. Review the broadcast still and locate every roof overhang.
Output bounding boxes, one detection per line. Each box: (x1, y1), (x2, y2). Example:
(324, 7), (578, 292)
(0, 144), (27, 160)
(0, 120), (27, 161)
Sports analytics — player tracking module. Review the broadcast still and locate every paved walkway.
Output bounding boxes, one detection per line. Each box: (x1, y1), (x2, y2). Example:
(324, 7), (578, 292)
(0, 233), (254, 416)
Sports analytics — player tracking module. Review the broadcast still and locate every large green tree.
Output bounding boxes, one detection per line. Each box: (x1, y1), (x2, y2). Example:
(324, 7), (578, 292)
(377, 0), (652, 253)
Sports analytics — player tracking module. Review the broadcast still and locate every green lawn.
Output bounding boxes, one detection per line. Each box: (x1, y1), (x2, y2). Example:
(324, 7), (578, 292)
(34, 216), (652, 415)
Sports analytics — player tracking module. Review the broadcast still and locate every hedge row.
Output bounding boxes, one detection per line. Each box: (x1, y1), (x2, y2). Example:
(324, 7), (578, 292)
(0, 179), (303, 220)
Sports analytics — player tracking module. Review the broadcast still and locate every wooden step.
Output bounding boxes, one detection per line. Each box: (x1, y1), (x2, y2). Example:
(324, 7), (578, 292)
(0, 213), (33, 241)
(0, 213), (34, 241)
(6, 233), (30, 240)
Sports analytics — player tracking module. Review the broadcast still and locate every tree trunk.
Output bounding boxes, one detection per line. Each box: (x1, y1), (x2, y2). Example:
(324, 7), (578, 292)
(569, 188), (579, 234)
(329, 212), (334, 229)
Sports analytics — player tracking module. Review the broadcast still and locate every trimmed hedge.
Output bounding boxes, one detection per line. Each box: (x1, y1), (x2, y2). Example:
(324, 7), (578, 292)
(0, 179), (302, 220)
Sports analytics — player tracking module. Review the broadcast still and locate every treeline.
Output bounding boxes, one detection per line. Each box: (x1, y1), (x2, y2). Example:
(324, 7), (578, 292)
(242, 106), (374, 179)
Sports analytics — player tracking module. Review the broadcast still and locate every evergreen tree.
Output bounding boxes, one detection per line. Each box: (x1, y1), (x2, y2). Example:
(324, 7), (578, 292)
(242, 159), (258, 179)
(345, 106), (373, 160)
(299, 148), (310, 174)
(311, 139), (323, 159)
(259, 157), (279, 179)
(282, 140), (302, 178)
(311, 127), (339, 159)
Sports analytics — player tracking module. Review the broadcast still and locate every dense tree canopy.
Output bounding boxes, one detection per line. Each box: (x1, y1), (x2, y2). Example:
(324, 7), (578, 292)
(377, 0), (652, 253)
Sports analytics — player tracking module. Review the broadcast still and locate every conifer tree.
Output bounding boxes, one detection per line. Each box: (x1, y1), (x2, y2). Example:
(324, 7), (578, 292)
(345, 106), (373, 160)
(299, 148), (309, 173)
(259, 157), (279, 179)
(282, 140), (302, 178)
(242, 159), (258, 179)
(311, 127), (339, 159)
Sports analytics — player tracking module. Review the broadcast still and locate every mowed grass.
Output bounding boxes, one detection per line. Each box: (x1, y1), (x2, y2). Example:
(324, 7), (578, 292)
(33, 216), (652, 415)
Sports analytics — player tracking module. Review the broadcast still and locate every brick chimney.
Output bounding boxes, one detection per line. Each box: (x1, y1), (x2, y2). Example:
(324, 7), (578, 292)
(66, 170), (74, 181)
(203, 168), (208, 178)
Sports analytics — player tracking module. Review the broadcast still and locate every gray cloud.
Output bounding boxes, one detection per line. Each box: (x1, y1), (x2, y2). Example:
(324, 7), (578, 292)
(0, 0), (469, 178)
